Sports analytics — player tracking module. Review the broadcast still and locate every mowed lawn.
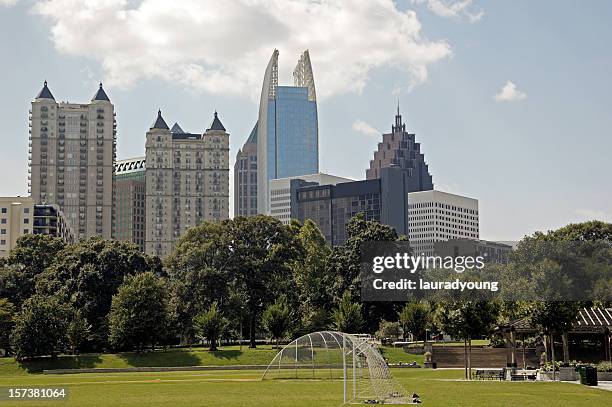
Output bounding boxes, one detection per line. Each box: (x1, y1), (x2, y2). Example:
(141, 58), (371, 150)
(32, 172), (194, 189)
(0, 347), (610, 406)
(0, 368), (611, 407)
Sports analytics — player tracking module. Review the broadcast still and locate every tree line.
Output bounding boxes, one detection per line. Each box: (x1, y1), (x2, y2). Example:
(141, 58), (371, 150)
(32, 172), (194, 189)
(0, 215), (610, 371)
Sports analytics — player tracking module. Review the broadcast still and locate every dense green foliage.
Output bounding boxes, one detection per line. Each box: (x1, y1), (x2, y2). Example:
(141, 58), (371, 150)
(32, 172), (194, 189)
(0, 216), (609, 366)
(10, 295), (73, 360)
(193, 302), (227, 351)
(333, 291), (364, 333)
(261, 296), (293, 346)
(108, 272), (170, 351)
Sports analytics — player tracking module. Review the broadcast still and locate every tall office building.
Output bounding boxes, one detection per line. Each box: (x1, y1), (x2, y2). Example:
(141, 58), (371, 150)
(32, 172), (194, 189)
(366, 107), (433, 192)
(268, 173), (353, 224)
(256, 49), (319, 214)
(28, 81), (116, 240)
(114, 157), (146, 251)
(294, 167), (417, 245)
(407, 190), (479, 256)
(1, 197), (74, 257)
(145, 111), (230, 257)
(234, 122), (258, 217)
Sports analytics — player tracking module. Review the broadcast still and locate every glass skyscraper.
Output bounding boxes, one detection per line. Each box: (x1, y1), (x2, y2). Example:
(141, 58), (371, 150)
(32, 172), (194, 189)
(256, 49), (319, 213)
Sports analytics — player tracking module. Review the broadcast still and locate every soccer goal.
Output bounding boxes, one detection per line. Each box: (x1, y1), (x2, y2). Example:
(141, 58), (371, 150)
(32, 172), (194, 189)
(261, 331), (419, 404)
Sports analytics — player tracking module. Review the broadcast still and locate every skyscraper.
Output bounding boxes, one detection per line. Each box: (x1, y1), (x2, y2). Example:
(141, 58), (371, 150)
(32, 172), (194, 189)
(407, 190), (479, 256)
(114, 157), (146, 251)
(233, 122), (258, 217)
(366, 106), (433, 191)
(145, 111), (229, 257)
(256, 49), (319, 214)
(28, 81), (116, 240)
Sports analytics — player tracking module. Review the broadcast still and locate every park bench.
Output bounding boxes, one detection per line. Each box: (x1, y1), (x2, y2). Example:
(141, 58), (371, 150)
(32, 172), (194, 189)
(474, 369), (504, 380)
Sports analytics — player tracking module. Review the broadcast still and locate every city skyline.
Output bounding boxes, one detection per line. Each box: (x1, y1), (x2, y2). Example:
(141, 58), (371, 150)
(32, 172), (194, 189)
(1, 1), (611, 241)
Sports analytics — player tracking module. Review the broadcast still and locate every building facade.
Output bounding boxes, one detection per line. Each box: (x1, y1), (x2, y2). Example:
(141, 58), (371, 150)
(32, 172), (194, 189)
(114, 157), (146, 251)
(28, 81), (116, 240)
(268, 173), (353, 224)
(145, 111), (230, 257)
(407, 190), (479, 256)
(294, 167), (417, 245)
(366, 107), (433, 191)
(234, 122), (258, 217)
(256, 49), (319, 214)
(1, 197), (74, 257)
(434, 238), (512, 264)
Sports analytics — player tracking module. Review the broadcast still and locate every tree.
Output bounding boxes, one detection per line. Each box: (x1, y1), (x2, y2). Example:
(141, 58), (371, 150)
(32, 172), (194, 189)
(11, 295), (72, 360)
(67, 311), (90, 355)
(290, 220), (334, 333)
(262, 297), (292, 347)
(108, 272), (170, 352)
(438, 301), (499, 380)
(0, 234), (65, 307)
(0, 298), (16, 355)
(398, 302), (431, 342)
(226, 216), (299, 348)
(333, 292), (364, 333)
(529, 301), (579, 374)
(37, 238), (161, 349)
(167, 222), (232, 343)
(193, 302), (227, 351)
(376, 320), (402, 343)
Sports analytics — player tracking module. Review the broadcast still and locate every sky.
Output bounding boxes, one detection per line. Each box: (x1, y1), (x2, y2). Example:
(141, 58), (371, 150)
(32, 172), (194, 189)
(0, 0), (611, 241)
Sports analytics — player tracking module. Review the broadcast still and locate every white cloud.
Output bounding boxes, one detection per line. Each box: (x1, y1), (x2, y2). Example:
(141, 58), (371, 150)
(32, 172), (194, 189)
(31, 0), (451, 99)
(494, 80), (527, 102)
(0, 0), (20, 6)
(412, 0), (484, 23)
(352, 120), (380, 137)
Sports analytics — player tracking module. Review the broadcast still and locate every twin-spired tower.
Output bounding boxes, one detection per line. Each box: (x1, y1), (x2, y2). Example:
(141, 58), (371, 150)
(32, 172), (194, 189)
(235, 49), (319, 216)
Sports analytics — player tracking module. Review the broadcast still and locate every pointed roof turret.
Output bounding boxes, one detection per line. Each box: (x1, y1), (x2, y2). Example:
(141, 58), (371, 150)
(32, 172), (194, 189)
(36, 80), (55, 100)
(92, 82), (110, 102)
(170, 122), (185, 134)
(207, 111), (226, 132)
(151, 109), (169, 130)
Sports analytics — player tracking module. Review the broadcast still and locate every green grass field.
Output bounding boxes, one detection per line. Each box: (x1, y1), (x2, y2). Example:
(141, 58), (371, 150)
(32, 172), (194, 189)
(0, 346), (610, 406)
(0, 345), (424, 375)
(0, 368), (610, 407)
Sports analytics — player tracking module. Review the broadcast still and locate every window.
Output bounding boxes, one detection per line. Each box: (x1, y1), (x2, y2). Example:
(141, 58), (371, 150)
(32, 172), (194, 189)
(24, 208), (30, 214)
(0, 240), (5, 245)
(24, 229), (29, 234)
(1, 208), (6, 214)
(0, 219), (5, 224)
(24, 218), (29, 224)
(0, 229), (5, 234)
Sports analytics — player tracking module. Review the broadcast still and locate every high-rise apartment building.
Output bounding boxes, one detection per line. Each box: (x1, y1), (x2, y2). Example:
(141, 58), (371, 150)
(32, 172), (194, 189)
(234, 123), (258, 217)
(0, 197), (74, 257)
(268, 173), (353, 224)
(366, 107), (433, 190)
(407, 190), (479, 256)
(256, 49), (319, 214)
(28, 81), (116, 240)
(145, 111), (229, 257)
(114, 157), (146, 251)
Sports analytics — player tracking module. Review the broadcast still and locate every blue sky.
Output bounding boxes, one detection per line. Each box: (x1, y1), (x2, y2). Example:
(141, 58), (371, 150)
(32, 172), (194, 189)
(1, 0), (610, 240)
